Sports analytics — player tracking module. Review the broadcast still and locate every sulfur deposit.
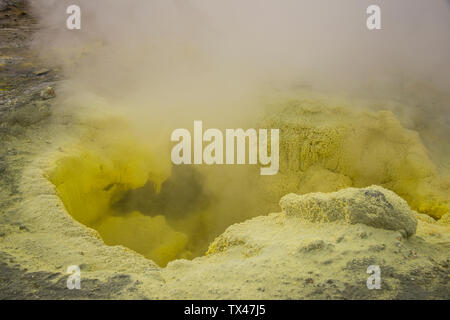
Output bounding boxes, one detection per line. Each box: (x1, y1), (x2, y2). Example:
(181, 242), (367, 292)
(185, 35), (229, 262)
(1, 0), (449, 300)
(260, 98), (450, 220)
(279, 186), (418, 237)
(42, 93), (450, 269)
(2, 99), (450, 298)
(202, 186), (448, 299)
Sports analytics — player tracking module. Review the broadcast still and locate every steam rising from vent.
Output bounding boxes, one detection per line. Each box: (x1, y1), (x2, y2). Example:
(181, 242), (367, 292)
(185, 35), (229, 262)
(35, 1), (450, 266)
(30, 1), (450, 107)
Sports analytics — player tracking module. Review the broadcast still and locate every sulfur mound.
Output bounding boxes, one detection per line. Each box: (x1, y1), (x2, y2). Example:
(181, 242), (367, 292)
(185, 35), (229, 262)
(279, 186), (418, 236)
(260, 98), (450, 219)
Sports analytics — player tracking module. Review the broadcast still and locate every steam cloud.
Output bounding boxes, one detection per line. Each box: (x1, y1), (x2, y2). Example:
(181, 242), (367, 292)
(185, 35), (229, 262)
(32, 0), (450, 265)
(30, 0), (450, 117)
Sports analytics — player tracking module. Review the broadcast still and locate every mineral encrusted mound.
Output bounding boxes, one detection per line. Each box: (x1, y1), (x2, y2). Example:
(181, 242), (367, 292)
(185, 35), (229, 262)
(279, 186), (418, 236)
(260, 99), (450, 219)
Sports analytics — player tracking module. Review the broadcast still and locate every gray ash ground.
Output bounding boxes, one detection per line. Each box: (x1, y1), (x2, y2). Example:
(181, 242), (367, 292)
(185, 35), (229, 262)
(0, 0), (58, 131)
(0, 0), (54, 218)
(0, 1), (106, 299)
(0, 252), (131, 299)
